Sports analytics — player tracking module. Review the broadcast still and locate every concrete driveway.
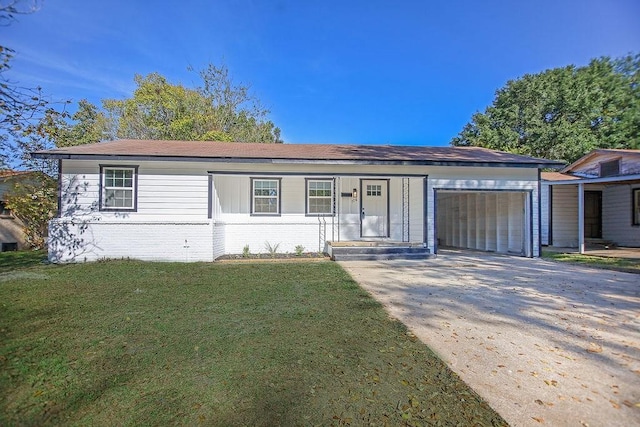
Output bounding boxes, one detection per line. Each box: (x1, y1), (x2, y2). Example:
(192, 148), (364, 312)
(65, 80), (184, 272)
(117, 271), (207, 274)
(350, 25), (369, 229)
(340, 250), (640, 427)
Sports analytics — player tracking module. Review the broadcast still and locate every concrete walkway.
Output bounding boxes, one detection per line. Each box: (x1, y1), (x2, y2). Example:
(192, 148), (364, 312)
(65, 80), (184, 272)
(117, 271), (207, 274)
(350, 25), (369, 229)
(340, 250), (640, 427)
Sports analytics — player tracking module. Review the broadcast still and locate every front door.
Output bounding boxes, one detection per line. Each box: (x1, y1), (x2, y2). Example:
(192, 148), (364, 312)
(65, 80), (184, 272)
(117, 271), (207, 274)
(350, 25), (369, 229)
(584, 191), (602, 238)
(361, 180), (388, 237)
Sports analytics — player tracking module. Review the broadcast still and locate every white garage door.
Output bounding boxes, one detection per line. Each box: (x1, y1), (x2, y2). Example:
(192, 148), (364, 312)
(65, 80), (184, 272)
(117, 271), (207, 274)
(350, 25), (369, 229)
(435, 191), (530, 256)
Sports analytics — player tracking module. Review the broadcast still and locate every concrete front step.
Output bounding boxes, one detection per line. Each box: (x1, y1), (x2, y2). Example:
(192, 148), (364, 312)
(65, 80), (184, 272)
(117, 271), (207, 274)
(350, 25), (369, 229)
(328, 243), (432, 261)
(331, 246), (430, 255)
(332, 252), (433, 261)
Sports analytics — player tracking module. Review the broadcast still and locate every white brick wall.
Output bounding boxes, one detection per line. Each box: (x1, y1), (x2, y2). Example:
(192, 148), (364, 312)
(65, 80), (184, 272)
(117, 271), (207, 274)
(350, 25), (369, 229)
(49, 220), (213, 263)
(221, 221), (328, 255)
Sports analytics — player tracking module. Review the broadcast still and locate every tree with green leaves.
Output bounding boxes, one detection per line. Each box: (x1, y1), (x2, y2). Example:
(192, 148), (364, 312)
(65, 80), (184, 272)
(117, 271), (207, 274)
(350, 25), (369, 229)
(0, 1), (63, 249)
(102, 64), (282, 143)
(4, 173), (57, 249)
(0, 0), (51, 168)
(451, 54), (639, 164)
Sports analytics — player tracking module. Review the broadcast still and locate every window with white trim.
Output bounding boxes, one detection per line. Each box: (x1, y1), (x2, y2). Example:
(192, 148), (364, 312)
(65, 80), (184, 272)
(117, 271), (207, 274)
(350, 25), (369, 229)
(252, 178), (280, 215)
(307, 179), (333, 215)
(100, 166), (138, 211)
(633, 188), (640, 226)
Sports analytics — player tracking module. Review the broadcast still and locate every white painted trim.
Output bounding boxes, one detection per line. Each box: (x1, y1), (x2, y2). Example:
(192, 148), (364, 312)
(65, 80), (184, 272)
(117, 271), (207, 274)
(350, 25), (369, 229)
(544, 174), (640, 185)
(578, 183), (585, 254)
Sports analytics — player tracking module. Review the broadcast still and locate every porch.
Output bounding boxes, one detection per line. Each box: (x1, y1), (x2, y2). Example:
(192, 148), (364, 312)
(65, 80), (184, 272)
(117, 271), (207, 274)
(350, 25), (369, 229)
(543, 174), (640, 253)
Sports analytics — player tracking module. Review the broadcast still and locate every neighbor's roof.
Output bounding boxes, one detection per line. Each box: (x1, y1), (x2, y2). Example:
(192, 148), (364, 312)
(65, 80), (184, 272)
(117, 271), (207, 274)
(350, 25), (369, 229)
(562, 148), (640, 173)
(541, 171), (581, 181)
(32, 139), (564, 168)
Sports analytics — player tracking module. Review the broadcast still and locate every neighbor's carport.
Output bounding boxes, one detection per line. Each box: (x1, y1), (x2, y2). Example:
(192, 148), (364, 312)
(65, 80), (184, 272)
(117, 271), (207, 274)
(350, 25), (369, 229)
(435, 190), (532, 256)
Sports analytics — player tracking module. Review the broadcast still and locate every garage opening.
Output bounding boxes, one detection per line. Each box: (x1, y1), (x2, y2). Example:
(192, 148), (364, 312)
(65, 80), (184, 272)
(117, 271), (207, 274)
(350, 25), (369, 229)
(435, 190), (531, 257)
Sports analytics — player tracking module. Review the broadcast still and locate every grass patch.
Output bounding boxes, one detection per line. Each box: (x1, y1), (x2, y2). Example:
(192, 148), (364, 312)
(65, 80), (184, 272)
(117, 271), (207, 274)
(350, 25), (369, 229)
(0, 260), (506, 426)
(542, 251), (640, 273)
(0, 249), (47, 272)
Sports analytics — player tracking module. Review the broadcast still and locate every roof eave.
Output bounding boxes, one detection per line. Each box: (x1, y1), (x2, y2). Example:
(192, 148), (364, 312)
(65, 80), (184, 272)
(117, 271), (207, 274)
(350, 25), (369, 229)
(30, 151), (563, 169)
(544, 173), (640, 185)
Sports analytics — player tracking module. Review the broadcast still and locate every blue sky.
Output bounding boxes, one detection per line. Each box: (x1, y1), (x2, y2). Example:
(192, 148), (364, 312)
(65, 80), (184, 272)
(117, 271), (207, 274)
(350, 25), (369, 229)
(5, 0), (639, 146)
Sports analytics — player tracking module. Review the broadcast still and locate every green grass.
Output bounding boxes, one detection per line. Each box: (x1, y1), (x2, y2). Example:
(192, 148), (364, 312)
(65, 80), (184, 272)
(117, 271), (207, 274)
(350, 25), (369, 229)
(542, 251), (640, 273)
(0, 257), (505, 426)
(0, 249), (47, 271)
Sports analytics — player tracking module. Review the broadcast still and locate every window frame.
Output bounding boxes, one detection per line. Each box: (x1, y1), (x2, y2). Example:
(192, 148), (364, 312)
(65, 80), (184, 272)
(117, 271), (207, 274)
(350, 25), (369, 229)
(99, 165), (139, 212)
(633, 188), (640, 226)
(305, 178), (335, 216)
(250, 177), (281, 216)
(366, 184), (382, 197)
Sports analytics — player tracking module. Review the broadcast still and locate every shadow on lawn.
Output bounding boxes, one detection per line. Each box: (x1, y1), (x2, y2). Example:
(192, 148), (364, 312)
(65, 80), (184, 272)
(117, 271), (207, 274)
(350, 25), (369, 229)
(0, 250), (47, 272)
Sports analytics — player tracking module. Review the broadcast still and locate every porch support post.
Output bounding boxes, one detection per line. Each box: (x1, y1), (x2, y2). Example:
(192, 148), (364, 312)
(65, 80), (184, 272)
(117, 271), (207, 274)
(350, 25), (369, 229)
(578, 182), (585, 254)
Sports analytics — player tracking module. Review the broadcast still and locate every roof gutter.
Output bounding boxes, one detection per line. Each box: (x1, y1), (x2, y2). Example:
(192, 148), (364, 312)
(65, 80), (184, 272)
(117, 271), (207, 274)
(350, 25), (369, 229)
(544, 174), (640, 185)
(30, 152), (565, 169)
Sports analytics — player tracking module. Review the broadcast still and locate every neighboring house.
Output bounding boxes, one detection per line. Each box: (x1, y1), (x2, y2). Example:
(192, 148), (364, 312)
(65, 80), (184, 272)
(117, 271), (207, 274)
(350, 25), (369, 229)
(32, 139), (562, 262)
(0, 170), (32, 251)
(541, 149), (640, 252)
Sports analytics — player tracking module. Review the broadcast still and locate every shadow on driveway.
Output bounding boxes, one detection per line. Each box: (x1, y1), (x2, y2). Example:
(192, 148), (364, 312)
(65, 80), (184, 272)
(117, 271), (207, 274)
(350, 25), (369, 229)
(340, 249), (640, 427)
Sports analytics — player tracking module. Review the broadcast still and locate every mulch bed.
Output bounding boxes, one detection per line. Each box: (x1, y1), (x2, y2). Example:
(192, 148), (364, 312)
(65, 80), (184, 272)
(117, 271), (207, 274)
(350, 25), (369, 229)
(216, 252), (330, 262)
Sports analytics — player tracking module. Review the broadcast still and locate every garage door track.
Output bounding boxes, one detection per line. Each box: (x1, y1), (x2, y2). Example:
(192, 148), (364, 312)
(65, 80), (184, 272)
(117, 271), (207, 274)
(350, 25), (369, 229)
(340, 250), (640, 427)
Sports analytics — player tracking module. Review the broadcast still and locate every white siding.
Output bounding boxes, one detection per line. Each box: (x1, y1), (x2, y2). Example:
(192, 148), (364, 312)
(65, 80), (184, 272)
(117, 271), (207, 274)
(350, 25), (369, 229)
(603, 184), (640, 247)
(541, 183), (550, 245)
(213, 174), (425, 255)
(550, 185), (578, 247)
(409, 177), (424, 243)
(60, 160), (209, 220)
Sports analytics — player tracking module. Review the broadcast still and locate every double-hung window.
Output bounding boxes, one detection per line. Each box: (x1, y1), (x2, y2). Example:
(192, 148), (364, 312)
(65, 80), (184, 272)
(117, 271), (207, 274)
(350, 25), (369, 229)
(100, 165), (138, 211)
(306, 179), (334, 215)
(251, 178), (280, 215)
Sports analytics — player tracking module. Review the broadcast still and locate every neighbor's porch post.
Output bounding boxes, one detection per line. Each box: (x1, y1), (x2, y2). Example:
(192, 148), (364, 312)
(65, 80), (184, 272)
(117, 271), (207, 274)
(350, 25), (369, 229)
(578, 182), (585, 254)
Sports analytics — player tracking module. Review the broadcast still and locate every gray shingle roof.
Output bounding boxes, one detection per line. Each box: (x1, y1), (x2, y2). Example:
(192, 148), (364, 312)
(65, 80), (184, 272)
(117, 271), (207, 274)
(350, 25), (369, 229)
(33, 139), (564, 168)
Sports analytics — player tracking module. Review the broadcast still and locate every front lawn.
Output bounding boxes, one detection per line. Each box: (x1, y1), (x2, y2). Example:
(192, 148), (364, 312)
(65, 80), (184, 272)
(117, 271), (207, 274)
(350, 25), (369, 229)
(541, 251), (640, 273)
(0, 257), (505, 426)
(0, 249), (47, 271)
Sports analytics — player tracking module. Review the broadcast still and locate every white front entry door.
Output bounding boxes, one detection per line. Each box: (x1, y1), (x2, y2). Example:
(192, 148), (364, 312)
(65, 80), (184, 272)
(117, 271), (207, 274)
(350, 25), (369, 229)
(361, 180), (388, 237)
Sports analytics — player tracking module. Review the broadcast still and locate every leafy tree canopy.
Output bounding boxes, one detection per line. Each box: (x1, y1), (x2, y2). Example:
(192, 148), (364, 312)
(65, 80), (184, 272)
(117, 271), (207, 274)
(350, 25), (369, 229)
(4, 173), (57, 249)
(0, 0), (52, 169)
(451, 54), (639, 164)
(16, 64), (282, 174)
(102, 64), (282, 143)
